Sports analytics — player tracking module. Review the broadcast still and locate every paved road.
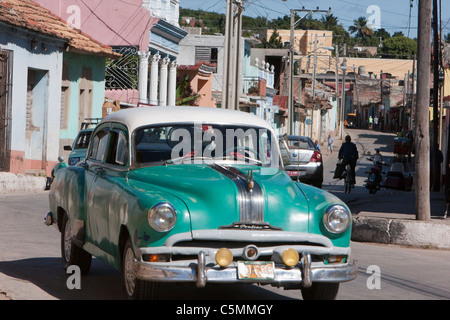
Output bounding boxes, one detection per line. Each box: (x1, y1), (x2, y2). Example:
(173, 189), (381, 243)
(0, 191), (449, 300)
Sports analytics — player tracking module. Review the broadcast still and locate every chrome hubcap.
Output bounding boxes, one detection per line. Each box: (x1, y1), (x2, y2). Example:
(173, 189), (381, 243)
(124, 247), (136, 296)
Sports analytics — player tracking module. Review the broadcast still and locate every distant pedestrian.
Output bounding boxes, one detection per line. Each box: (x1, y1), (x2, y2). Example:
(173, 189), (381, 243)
(314, 140), (320, 151)
(369, 116), (373, 129)
(327, 135), (334, 154)
(373, 149), (382, 164)
(374, 116), (378, 130)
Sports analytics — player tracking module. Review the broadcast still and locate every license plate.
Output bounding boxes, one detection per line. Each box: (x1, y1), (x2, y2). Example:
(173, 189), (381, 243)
(287, 170), (304, 176)
(237, 261), (275, 280)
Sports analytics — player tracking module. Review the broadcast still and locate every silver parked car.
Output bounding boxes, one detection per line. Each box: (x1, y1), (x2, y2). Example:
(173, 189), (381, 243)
(281, 135), (324, 188)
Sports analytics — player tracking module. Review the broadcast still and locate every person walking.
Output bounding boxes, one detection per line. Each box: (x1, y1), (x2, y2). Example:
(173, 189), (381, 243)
(327, 135), (334, 154)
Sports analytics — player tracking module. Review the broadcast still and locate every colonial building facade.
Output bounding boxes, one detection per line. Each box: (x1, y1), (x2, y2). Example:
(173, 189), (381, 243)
(35, 0), (186, 108)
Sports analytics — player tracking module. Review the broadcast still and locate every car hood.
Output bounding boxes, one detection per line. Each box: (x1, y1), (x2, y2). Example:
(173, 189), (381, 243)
(127, 164), (310, 232)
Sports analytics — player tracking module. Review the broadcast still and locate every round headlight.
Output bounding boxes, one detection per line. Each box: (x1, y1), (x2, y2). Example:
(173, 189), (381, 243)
(323, 205), (351, 234)
(148, 203), (177, 232)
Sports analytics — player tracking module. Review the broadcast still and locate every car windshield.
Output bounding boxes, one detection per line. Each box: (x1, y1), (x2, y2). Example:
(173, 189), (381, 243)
(74, 131), (92, 149)
(287, 136), (314, 149)
(133, 123), (280, 168)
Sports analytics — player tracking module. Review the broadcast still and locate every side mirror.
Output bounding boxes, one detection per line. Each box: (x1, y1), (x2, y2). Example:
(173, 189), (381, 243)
(64, 145), (72, 151)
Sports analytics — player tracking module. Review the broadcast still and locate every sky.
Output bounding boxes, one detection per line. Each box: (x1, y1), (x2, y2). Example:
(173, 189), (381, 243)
(180, 0), (450, 39)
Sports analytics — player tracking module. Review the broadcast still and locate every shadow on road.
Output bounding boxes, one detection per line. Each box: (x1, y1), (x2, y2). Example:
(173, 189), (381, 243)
(0, 257), (296, 300)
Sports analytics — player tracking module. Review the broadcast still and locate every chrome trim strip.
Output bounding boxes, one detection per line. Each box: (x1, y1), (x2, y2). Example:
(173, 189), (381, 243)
(210, 165), (264, 223)
(164, 230), (336, 248)
(139, 230), (352, 265)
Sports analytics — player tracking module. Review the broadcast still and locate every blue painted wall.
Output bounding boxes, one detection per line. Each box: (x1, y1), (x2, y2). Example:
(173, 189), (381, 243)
(0, 27), (64, 174)
(61, 52), (106, 141)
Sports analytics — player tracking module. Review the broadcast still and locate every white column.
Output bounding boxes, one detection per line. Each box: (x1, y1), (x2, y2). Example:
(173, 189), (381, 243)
(149, 53), (160, 105)
(159, 57), (170, 106)
(138, 51), (150, 104)
(168, 60), (178, 106)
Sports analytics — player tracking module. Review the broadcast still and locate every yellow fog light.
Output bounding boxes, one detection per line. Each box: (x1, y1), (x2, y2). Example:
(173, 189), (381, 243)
(282, 248), (299, 267)
(215, 248), (233, 267)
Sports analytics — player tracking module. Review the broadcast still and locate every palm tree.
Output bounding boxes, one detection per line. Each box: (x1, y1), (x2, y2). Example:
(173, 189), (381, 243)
(321, 14), (338, 30)
(349, 17), (374, 40)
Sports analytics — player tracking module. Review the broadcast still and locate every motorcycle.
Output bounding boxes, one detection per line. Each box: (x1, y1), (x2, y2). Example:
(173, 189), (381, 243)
(365, 158), (388, 194)
(383, 160), (413, 192)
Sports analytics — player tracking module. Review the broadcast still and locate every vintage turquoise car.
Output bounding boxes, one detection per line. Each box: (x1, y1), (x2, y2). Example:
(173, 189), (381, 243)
(45, 106), (357, 300)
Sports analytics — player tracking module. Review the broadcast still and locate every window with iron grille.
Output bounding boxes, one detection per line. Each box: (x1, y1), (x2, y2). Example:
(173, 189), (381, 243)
(105, 46), (139, 90)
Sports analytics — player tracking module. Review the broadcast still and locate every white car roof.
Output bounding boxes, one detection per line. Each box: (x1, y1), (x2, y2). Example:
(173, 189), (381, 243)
(102, 106), (274, 132)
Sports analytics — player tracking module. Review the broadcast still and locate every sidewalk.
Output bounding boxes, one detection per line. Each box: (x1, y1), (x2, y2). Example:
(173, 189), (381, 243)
(0, 172), (47, 194)
(323, 129), (450, 250)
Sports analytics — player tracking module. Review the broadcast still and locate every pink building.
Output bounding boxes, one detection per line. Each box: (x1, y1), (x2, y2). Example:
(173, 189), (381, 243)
(178, 62), (216, 108)
(35, 0), (187, 107)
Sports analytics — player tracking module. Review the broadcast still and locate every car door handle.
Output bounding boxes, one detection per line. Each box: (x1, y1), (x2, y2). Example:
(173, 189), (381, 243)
(95, 167), (105, 173)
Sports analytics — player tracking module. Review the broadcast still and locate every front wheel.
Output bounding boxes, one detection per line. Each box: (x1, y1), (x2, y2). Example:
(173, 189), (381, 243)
(60, 214), (92, 274)
(301, 282), (340, 300)
(122, 238), (159, 300)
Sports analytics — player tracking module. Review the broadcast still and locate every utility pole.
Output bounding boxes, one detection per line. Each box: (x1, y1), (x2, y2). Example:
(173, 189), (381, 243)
(338, 44), (347, 139)
(339, 52), (347, 140)
(287, 6), (331, 135)
(311, 33), (318, 139)
(335, 44), (340, 133)
(353, 65), (361, 128)
(432, 0), (440, 191)
(415, 0), (432, 221)
(222, 0), (244, 110)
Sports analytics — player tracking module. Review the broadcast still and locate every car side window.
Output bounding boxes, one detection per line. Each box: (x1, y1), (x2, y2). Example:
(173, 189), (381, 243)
(107, 130), (129, 166)
(89, 129), (109, 162)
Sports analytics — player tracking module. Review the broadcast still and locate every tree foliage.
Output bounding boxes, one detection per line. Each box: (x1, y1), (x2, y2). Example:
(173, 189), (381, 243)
(179, 8), (417, 59)
(349, 17), (374, 40)
(380, 35), (417, 59)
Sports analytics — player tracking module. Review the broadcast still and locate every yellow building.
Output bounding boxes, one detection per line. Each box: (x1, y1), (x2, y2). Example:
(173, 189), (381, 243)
(266, 29), (413, 79)
(445, 69), (450, 102)
(266, 29), (333, 56)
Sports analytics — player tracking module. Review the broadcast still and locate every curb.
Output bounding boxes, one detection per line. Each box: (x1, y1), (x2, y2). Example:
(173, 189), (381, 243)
(0, 173), (47, 194)
(352, 216), (450, 249)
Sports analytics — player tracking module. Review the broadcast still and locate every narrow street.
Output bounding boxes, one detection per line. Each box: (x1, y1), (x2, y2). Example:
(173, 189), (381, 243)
(0, 130), (449, 301)
(322, 128), (448, 219)
(325, 129), (412, 212)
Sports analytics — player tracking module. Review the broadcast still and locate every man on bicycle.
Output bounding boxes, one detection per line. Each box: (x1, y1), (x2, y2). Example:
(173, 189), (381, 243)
(338, 135), (359, 186)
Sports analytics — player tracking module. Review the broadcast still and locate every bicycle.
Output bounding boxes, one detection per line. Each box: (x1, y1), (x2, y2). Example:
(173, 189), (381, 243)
(343, 163), (353, 193)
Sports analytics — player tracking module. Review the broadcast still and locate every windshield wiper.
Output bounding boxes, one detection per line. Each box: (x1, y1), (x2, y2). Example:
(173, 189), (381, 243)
(163, 154), (215, 165)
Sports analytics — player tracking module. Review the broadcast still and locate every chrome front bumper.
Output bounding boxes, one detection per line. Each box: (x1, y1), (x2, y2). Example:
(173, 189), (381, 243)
(131, 230), (357, 289)
(133, 251), (357, 288)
